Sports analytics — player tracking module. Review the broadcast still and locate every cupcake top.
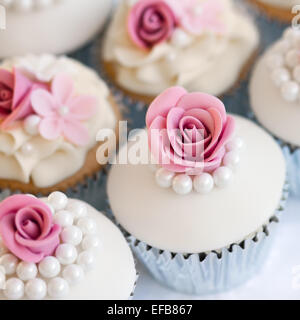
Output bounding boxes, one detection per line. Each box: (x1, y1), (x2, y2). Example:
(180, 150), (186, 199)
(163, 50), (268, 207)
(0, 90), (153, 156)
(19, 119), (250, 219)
(0, 192), (136, 300)
(103, 0), (259, 97)
(250, 28), (300, 147)
(0, 55), (116, 189)
(108, 87), (286, 253)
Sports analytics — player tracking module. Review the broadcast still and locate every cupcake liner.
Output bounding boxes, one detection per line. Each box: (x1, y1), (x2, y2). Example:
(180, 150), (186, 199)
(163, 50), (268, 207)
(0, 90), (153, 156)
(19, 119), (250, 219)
(0, 169), (107, 210)
(119, 181), (289, 295)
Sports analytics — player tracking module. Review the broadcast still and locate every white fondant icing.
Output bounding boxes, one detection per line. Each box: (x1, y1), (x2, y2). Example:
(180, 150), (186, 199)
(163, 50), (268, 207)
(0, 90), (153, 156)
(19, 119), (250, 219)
(0, 55), (116, 188)
(0, 0), (112, 57)
(107, 116), (286, 253)
(250, 37), (300, 147)
(0, 199), (136, 300)
(103, 0), (259, 97)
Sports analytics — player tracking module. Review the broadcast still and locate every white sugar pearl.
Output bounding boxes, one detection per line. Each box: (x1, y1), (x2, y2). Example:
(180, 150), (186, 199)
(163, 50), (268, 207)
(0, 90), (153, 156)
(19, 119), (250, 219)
(193, 173), (214, 194)
(16, 262), (38, 281)
(61, 226), (83, 246)
(55, 244), (77, 265)
(271, 68), (290, 87)
(281, 81), (300, 101)
(48, 191), (68, 211)
(62, 264), (84, 285)
(166, 52), (177, 62)
(66, 201), (87, 219)
(155, 168), (175, 188)
(0, 254), (18, 275)
(24, 115), (41, 136)
(77, 217), (97, 235)
(14, 0), (33, 12)
(38, 256), (61, 278)
(293, 65), (300, 83)
(223, 151), (240, 170)
(171, 29), (192, 48)
(285, 49), (299, 68)
(25, 279), (47, 300)
(213, 166), (233, 188)
(4, 278), (24, 300)
(226, 137), (244, 152)
(82, 235), (101, 251)
(266, 53), (283, 69)
(77, 251), (95, 271)
(48, 277), (69, 299)
(172, 174), (193, 195)
(21, 143), (34, 156)
(54, 210), (73, 228)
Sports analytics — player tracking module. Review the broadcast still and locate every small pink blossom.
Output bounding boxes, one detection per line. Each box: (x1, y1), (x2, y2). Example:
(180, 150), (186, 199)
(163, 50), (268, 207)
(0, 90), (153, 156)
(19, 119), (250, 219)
(168, 0), (225, 35)
(31, 73), (97, 146)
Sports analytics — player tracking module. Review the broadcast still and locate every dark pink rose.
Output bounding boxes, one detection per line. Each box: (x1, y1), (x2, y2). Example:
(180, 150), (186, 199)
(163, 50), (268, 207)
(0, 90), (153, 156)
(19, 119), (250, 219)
(0, 68), (47, 130)
(146, 87), (235, 174)
(128, 0), (177, 49)
(0, 195), (61, 263)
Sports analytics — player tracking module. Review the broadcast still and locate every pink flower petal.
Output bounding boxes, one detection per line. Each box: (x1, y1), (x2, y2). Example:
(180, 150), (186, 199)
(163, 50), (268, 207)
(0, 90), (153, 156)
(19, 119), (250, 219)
(68, 95), (97, 121)
(62, 118), (90, 146)
(0, 69), (14, 89)
(31, 89), (57, 117)
(0, 214), (44, 263)
(51, 73), (73, 105)
(146, 86), (187, 127)
(39, 116), (63, 140)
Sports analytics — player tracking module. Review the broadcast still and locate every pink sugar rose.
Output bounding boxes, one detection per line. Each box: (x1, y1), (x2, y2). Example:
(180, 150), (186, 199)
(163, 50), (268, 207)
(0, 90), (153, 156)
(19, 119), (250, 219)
(31, 73), (97, 146)
(128, 0), (177, 49)
(0, 195), (61, 263)
(0, 68), (47, 130)
(146, 87), (235, 174)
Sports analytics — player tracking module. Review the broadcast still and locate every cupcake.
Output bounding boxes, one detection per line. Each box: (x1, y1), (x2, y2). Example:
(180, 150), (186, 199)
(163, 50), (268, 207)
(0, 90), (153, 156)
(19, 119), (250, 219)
(0, 0), (112, 58)
(250, 27), (300, 195)
(0, 54), (120, 201)
(102, 0), (259, 104)
(107, 87), (287, 295)
(248, 0), (297, 23)
(0, 192), (137, 300)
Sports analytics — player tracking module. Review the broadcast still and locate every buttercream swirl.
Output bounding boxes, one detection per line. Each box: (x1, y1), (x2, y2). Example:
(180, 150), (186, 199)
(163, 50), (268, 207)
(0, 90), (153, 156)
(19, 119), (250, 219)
(103, 0), (259, 97)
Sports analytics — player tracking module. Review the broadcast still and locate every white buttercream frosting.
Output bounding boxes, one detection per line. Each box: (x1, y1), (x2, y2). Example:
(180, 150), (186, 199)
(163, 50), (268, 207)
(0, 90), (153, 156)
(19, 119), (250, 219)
(103, 0), (259, 97)
(107, 116), (286, 253)
(0, 55), (116, 188)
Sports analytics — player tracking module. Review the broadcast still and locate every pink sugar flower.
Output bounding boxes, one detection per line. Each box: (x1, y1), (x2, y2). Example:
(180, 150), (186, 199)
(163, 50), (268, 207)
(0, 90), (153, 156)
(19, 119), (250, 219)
(31, 73), (97, 146)
(168, 0), (225, 35)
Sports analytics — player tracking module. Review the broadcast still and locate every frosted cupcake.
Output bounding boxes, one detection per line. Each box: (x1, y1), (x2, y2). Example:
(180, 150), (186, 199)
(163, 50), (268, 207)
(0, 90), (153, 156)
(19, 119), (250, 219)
(248, 0), (297, 23)
(0, 54), (119, 198)
(107, 87), (287, 295)
(0, 0), (113, 58)
(102, 0), (259, 104)
(0, 192), (136, 300)
(250, 27), (300, 195)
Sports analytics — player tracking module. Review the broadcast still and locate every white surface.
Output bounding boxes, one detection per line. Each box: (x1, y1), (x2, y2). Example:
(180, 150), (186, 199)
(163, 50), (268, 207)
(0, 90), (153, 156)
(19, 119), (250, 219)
(134, 196), (300, 300)
(108, 116), (286, 253)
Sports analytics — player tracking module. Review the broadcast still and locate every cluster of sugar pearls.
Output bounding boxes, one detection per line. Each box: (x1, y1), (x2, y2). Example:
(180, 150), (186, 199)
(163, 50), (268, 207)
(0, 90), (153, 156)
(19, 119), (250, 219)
(153, 137), (244, 195)
(267, 28), (300, 103)
(0, 192), (101, 300)
(0, 0), (61, 12)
